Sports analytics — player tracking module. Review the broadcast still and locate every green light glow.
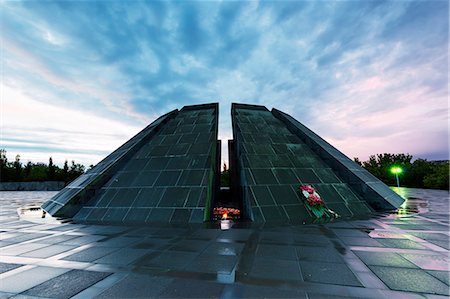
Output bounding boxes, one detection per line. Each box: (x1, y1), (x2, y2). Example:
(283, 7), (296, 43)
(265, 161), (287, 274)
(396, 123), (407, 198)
(390, 166), (403, 174)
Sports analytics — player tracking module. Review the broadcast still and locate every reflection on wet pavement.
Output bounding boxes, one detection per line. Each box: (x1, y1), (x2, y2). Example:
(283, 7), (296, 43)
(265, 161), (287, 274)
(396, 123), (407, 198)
(0, 188), (449, 298)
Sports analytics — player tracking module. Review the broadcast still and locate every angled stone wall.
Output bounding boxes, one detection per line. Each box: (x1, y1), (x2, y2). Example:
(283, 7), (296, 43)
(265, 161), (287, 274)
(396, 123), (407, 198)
(272, 108), (405, 211)
(42, 103), (220, 224)
(231, 103), (403, 224)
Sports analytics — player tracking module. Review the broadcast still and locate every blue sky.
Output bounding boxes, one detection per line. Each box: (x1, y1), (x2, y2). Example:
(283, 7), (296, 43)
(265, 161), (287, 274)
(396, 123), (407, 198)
(1, 0), (448, 167)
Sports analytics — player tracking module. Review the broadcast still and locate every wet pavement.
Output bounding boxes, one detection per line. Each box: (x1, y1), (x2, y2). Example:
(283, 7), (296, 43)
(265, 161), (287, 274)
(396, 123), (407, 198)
(0, 188), (449, 298)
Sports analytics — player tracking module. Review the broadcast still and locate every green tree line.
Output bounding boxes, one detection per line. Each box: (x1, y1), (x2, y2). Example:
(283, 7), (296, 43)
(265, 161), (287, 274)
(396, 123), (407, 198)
(355, 153), (449, 190)
(0, 149), (85, 184)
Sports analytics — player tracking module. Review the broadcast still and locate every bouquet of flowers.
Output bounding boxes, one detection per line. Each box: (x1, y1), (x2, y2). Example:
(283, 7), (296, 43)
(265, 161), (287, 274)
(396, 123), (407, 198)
(299, 185), (338, 219)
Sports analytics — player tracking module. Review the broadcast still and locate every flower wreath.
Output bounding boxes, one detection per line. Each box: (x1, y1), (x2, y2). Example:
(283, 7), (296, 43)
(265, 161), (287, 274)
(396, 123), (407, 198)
(299, 185), (339, 219)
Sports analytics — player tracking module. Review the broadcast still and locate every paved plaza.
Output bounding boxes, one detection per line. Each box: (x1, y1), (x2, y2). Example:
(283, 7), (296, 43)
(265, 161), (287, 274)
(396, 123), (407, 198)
(0, 188), (449, 298)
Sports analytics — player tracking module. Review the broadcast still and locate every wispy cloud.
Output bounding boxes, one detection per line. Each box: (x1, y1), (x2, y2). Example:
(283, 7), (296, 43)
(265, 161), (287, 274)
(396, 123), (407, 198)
(1, 1), (448, 166)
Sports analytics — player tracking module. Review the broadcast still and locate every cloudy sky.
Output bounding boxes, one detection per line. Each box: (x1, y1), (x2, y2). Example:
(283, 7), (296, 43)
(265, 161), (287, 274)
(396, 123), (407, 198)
(1, 0), (448, 167)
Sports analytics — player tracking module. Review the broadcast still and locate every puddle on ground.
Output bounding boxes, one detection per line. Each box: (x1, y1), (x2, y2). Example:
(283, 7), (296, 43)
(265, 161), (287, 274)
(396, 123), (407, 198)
(18, 205), (66, 224)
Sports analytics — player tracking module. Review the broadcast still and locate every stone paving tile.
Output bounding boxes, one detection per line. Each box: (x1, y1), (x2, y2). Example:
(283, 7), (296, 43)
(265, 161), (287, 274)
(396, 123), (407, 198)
(376, 238), (428, 250)
(400, 253), (450, 271)
(157, 277), (225, 298)
(94, 236), (141, 248)
(247, 257), (302, 281)
(188, 253), (238, 274)
(1, 233), (51, 243)
(427, 239), (450, 250)
(369, 266), (449, 295)
(409, 232), (449, 241)
(259, 231), (295, 245)
(2, 188), (449, 298)
(35, 234), (79, 244)
(338, 236), (383, 247)
(221, 284), (308, 298)
(296, 246), (345, 263)
(256, 244), (297, 260)
(1, 243), (50, 256)
(203, 242), (245, 256)
(132, 238), (171, 250)
(292, 233), (332, 246)
(20, 244), (77, 258)
(22, 270), (111, 298)
(0, 266), (69, 293)
(95, 273), (173, 298)
(306, 293), (361, 299)
(60, 235), (107, 246)
(138, 250), (198, 270)
(0, 263), (23, 274)
(427, 270), (450, 286)
(0, 241), (14, 248)
(168, 239), (211, 253)
(299, 261), (362, 286)
(353, 251), (419, 268)
(94, 248), (150, 265)
(62, 247), (119, 262)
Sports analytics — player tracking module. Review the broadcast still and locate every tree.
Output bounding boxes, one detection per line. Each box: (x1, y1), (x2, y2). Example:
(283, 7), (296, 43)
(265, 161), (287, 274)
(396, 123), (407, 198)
(221, 163), (230, 187)
(0, 152), (85, 183)
(28, 163), (47, 181)
(424, 161), (449, 189)
(0, 149), (8, 182)
(48, 157), (56, 180)
(358, 153), (449, 190)
(24, 161), (32, 181)
(14, 154), (22, 181)
(68, 160), (85, 182)
(63, 160), (69, 183)
(361, 153), (412, 186)
(408, 159), (432, 188)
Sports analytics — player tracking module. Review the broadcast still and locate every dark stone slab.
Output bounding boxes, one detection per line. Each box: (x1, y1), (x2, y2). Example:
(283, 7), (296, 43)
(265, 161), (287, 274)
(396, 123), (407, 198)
(154, 170), (182, 186)
(292, 168), (322, 184)
(272, 168), (299, 184)
(250, 186), (275, 206)
(158, 188), (190, 207)
(177, 170), (205, 186)
(148, 208), (174, 222)
(251, 169), (277, 185)
(22, 270), (111, 298)
(131, 171), (160, 187)
(132, 188), (165, 207)
(109, 189), (140, 207)
(268, 185), (300, 205)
